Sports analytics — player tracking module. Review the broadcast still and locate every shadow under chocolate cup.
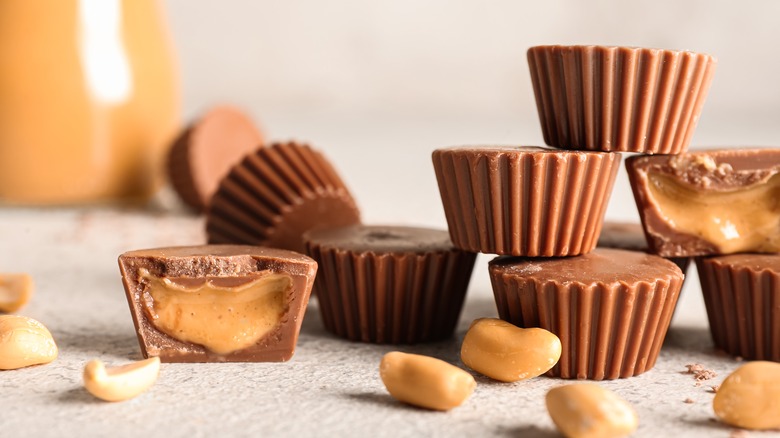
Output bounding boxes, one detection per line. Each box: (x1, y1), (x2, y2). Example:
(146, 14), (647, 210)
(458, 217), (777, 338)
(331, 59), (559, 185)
(304, 225), (477, 344)
(489, 248), (683, 380)
(432, 146), (620, 257)
(696, 254), (780, 361)
(206, 141), (361, 254)
(527, 45), (716, 154)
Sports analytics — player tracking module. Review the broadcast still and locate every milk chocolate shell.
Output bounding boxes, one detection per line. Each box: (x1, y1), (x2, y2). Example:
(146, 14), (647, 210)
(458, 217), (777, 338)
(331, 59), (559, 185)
(598, 221), (690, 274)
(168, 106), (263, 211)
(432, 146), (620, 256)
(697, 254), (780, 361)
(304, 225), (477, 344)
(206, 141), (361, 254)
(489, 248), (683, 379)
(528, 45), (716, 153)
(626, 149), (780, 257)
(118, 245), (317, 363)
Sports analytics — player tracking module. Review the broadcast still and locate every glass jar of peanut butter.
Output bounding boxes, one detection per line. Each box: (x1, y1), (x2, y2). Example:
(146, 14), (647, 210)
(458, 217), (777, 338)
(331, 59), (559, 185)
(0, 0), (180, 204)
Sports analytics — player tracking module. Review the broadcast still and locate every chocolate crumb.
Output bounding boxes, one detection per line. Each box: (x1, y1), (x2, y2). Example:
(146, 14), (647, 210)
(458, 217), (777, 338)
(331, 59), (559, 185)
(709, 385), (719, 393)
(685, 363), (717, 382)
(730, 429), (749, 438)
(684, 398), (694, 404)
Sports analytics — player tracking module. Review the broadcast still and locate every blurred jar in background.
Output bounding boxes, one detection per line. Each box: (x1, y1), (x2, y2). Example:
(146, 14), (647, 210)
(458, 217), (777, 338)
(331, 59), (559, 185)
(0, 0), (179, 204)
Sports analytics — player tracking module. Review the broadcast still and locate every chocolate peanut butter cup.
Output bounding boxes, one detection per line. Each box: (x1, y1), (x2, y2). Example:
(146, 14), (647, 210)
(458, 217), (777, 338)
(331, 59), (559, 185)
(528, 45), (716, 153)
(118, 245), (317, 363)
(304, 225), (476, 344)
(627, 149), (780, 257)
(168, 106), (264, 211)
(206, 141), (361, 254)
(598, 221), (690, 274)
(696, 254), (780, 361)
(489, 248), (683, 379)
(432, 146), (620, 256)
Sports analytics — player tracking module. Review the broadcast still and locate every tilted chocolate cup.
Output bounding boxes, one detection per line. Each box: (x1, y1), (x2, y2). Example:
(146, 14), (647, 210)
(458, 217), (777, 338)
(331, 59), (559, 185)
(305, 225), (477, 344)
(489, 248), (683, 379)
(167, 106), (264, 212)
(206, 141), (361, 254)
(527, 45), (716, 153)
(432, 146), (620, 256)
(697, 254), (780, 361)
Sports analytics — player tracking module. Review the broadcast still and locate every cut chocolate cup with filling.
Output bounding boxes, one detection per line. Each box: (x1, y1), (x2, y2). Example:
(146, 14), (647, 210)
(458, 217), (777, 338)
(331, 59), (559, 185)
(626, 148), (780, 257)
(119, 245), (316, 363)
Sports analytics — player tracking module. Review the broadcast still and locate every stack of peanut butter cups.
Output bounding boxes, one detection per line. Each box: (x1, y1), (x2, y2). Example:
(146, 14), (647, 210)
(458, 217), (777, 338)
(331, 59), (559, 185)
(433, 45), (717, 379)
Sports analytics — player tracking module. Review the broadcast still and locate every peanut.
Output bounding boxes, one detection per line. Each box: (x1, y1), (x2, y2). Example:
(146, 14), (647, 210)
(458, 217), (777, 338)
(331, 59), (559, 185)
(546, 383), (638, 438)
(0, 273), (33, 313)
(379, 351), (475, 411)
(713, 361), (780, 430)
(461, 318), (561, 382)
(0, 315), (57, 370)
(83, 357), (161, 402)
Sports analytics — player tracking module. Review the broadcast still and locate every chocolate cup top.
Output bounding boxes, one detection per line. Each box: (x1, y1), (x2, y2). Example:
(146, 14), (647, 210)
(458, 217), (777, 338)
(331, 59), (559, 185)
(167, 106), (263, 211)
(490, 248), (683, 285)
(304, 225), (457, 254)
(597, 221), (648, 251)
(700, 253), (780, 272)
(434, 145), (610, 156)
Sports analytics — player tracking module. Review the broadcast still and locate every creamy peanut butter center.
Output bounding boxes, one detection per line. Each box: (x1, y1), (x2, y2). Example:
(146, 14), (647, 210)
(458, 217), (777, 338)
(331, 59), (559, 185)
(139, 269), (291, 355)
(648, 172), (780, 253)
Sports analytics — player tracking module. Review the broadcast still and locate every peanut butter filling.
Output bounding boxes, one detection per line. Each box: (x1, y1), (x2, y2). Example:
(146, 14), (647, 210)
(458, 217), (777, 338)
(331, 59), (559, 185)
(139, 269), (290, 355)
(647, 172), (780, 253)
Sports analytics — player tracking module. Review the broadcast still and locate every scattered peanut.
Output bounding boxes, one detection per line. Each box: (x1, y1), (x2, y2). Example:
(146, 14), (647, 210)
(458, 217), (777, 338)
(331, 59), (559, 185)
(546, 383), (638, 438)
(460, 318), (561, 382)
(83, 357), (161, 402)
(0, 315), (57, 370)
(0, 273), (33, 313)
(379, 351), (475, 411)
(713, 361), (780, 430)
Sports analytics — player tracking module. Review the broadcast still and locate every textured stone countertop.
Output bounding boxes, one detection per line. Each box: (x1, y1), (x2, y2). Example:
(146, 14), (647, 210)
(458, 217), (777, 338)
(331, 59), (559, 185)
(0, 202), (773, 438)
(2, 113), (779, 437)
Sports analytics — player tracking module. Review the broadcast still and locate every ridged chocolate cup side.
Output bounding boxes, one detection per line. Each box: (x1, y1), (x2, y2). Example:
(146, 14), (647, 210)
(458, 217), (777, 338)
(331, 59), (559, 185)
(696, 255), (780, 361)
(489, 249), (683, 379)
(305, 228), (477, 344)
(206, 141), (361, 254)
(527, 45), (716, 153)
(432, 146), (620, 256)
(167, 106), (264, 212)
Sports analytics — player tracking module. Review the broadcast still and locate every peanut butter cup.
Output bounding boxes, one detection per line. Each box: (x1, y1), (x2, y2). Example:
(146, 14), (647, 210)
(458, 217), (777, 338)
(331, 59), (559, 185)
(528, 45), (716, 153)
(432, 146), (620, 256)
(168, 106), (263, 211)
(206, 141), (361, 254)
(304, 225), (476, 344)
(489, 248), (683, 379)
(598, 221), (690, 274)
(697, 254), (780, 361)
(118, 245), (317, 363)
(626, 149), (780, 257)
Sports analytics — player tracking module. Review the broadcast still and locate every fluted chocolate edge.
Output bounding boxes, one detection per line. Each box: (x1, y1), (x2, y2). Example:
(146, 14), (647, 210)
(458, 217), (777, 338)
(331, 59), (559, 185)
(206, 141), (361, 249)
(432, 149), (620, 256)
(489, 264), (683, 379)
(696, 257), (780, 361)
(528, 45), (716, 153)
(307, 242), (477, 344)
